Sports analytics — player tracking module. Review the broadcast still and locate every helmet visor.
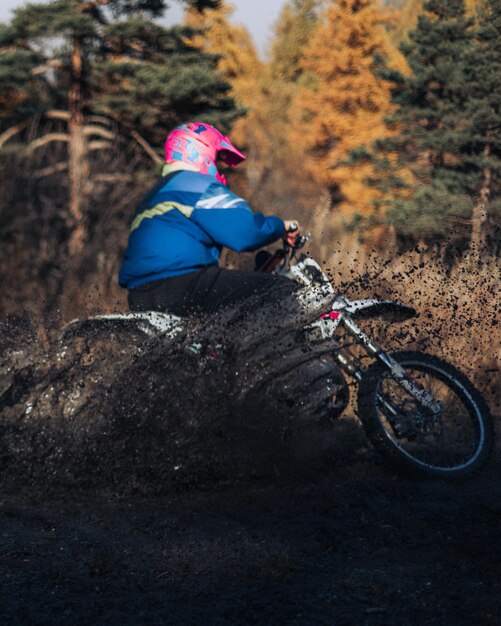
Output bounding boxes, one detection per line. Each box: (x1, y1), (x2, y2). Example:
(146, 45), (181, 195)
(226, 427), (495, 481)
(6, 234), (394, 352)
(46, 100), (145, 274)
(218, 138), (246, 168)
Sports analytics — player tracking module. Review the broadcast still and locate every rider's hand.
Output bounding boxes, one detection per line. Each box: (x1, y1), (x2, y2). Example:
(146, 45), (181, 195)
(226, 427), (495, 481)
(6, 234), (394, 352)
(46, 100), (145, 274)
(283, 220), (301, 246)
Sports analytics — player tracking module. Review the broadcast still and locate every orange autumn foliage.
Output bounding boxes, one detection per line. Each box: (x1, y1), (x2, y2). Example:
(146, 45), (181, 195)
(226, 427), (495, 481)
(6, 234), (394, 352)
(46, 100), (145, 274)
(294, 0), (408, 223)
(183, 1), (266, 184)
(184, 2), (263, 113)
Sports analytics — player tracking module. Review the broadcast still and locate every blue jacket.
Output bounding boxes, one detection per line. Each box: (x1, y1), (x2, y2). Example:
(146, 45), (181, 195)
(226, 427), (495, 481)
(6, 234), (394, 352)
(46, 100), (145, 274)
(119, 167), (285, 289)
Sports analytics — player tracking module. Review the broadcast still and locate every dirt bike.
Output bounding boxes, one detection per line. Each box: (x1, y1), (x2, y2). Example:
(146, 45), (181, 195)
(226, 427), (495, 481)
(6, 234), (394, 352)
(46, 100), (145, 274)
(62, 234), (494, 480)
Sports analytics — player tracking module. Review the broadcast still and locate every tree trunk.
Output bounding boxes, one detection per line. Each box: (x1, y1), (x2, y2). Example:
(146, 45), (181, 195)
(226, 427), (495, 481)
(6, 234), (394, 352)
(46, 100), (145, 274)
(470, 140), (491, 265)
(67, 37), (89, 256)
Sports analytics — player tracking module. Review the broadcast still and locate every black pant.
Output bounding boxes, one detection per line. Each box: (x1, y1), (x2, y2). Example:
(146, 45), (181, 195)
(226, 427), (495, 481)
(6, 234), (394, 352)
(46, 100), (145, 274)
(128, 267), (297, 316)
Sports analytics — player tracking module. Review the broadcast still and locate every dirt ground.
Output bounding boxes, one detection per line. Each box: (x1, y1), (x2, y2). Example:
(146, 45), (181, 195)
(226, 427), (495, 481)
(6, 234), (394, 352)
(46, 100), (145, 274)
(1, 417), (499, 626)
(0, 303), (499, 625)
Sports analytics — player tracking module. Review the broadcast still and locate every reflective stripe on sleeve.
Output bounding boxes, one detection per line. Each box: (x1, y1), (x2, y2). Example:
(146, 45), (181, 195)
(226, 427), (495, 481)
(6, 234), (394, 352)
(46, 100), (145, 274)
(130, 201), (194, 232)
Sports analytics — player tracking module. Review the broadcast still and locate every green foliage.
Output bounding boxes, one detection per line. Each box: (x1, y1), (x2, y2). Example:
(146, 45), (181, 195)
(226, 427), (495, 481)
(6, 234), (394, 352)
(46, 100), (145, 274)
(0, 48), (40, 94)
(365, 0), (500, 240)
(105, 0), (220, 18)
(0, 0), (236, 141)
(463, 0), (501, 193)
(91, 20), (237, 142)
(387, 182), (473, 237)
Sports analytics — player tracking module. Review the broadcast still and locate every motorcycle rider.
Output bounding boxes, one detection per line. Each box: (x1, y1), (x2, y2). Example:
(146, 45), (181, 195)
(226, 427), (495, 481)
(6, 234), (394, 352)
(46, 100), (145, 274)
(119, 121), (302, 316)
(119, 121), (342, 417)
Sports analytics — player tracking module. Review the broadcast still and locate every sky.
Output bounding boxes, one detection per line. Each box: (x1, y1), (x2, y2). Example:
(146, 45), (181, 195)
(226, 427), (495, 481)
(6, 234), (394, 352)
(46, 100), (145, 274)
(0, 0), (287, 58)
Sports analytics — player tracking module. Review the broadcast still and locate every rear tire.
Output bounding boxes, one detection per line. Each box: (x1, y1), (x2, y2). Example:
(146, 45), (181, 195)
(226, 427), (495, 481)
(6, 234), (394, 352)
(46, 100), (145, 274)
(357, 351), (494, 479)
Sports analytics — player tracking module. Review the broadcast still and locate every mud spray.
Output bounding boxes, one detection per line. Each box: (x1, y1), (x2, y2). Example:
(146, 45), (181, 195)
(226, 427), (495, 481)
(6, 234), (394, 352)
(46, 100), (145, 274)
(0, 285), (349, 496)
(1, 258), (498, 497)
(1, 261), (499, 626)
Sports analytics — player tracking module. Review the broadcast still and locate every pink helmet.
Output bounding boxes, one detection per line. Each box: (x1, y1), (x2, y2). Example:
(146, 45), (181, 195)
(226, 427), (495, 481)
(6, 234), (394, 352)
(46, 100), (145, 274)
(164, 122), (246, 185)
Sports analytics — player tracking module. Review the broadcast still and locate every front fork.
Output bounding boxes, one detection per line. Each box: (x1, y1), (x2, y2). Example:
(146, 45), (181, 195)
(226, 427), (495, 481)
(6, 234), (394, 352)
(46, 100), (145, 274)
(310, 311), (442, 415)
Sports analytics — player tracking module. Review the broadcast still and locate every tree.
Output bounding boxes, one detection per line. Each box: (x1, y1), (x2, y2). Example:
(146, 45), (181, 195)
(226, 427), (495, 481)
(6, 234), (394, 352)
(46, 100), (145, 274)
(183, 0), (262, 185)
(293, 0), (405, 226)
(388, 0), (485, 44)
(269, 0), (321, 84)
(242, 0), (322, 207)
(0, 0), (234, 255)
(375, 0), (489, 246)
(184, 1), (261, 109)
(266, 0), (322, 153)
(463, 0), (501, 260)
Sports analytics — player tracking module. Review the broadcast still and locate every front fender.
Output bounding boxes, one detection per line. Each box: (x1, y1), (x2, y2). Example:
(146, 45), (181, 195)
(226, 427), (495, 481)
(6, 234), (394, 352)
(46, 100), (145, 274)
(341, 299), (416, 323)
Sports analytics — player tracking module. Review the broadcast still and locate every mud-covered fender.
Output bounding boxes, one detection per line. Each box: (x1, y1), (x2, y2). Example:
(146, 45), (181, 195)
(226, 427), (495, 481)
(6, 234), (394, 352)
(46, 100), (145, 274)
(60, 311), (185, 342)
(336, 299), (416, 323)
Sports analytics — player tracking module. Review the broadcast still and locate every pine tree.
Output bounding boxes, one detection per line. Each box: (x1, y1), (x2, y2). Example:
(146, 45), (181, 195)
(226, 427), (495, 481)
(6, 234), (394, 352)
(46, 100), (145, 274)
(378, 0), (480, 242)
(294, 0), (405, 224)
(0, 0), (234, 254)
(389, 0), (483, 44)
(463, 0), (501, 259)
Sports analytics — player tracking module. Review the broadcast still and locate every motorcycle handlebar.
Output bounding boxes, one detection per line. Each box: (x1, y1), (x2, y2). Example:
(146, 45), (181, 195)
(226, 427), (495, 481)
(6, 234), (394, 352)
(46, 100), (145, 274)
(287, 231), (311, 251)
(257, 231), (311, 273)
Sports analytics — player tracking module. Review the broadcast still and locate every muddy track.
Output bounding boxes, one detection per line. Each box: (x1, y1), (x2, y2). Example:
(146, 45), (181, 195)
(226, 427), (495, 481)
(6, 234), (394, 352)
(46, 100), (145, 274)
(0, 310), (499, 624)
(1, 436), (500, 626)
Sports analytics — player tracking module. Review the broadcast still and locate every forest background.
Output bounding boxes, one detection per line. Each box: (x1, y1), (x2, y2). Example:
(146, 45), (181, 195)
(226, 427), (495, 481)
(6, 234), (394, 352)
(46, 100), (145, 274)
(0, 0), (499, 400)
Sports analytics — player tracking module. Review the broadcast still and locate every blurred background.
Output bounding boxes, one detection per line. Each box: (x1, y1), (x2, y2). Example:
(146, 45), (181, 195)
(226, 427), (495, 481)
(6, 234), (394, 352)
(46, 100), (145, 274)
(0, 0), (499, 401)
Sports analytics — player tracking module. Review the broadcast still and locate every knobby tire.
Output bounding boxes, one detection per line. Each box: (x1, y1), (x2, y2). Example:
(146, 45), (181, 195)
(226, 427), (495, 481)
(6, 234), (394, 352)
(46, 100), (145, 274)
(357, 351), (494, 479)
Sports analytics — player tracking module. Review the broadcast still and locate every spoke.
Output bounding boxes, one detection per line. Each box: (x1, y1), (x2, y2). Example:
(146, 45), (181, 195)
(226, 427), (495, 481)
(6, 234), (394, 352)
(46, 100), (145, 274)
(376, 364), (477, 469)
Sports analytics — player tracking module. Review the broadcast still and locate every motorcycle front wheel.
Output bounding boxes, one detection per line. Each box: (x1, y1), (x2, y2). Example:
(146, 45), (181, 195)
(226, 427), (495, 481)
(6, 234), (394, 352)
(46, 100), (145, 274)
(357, 351), (494, 479)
